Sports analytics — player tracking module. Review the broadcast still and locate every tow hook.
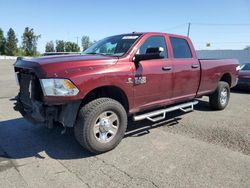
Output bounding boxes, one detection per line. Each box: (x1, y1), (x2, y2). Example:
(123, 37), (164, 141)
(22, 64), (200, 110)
(61, 128), (67, 135)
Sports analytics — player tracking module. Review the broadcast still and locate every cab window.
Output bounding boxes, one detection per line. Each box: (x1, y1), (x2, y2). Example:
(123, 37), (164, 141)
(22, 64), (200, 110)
(138, 36), (168, 58)
(170, 37), (193, 58)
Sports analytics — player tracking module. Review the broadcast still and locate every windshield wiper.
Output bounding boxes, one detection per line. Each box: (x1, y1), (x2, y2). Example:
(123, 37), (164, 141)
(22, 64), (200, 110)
(84, 52), (108, 56)
(85, 52), (99, 55)
(84, 52), (120, 57)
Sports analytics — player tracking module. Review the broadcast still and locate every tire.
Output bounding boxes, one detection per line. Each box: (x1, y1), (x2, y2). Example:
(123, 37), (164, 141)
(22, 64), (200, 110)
(209, 81), (230, 110)
(74, 98), (127, 154)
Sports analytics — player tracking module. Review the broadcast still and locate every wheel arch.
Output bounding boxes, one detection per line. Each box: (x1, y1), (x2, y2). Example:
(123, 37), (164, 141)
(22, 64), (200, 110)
(81, 85), (130, 113)
(220, 73), (232, 87)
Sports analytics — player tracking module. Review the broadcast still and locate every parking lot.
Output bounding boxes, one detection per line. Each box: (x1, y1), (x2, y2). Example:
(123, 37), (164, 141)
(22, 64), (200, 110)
(0, 59), (250, 188)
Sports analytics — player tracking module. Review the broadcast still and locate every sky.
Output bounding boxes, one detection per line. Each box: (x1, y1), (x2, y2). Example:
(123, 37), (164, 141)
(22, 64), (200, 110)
(0, 0), (250, 52)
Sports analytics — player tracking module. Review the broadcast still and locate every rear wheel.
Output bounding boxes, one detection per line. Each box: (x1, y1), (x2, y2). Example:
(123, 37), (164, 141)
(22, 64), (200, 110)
(209, 81), (230, 110)
(74, 98), (127, 154)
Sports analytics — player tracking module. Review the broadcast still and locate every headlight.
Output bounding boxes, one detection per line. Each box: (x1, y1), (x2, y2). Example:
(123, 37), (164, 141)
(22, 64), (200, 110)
(40, 78), (79, 96)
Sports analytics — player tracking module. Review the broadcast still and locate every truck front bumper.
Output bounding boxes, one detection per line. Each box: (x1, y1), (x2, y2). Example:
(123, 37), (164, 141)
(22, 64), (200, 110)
(13, 72), (81, 128)
(13, 95), (81, 128)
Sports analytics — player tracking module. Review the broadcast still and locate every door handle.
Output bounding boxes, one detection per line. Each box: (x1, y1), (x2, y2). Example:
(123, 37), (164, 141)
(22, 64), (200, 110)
(162, 66), (172, 71)
(191, 64), (199, 69)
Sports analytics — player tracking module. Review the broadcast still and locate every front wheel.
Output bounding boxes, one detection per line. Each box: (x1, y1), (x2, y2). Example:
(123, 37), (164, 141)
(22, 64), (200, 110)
(74, 98), (127, 154)
(209, 81), (230, 110)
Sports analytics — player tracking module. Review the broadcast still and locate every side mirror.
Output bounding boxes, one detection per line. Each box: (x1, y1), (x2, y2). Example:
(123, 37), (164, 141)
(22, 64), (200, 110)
(133, 47), (164, 63)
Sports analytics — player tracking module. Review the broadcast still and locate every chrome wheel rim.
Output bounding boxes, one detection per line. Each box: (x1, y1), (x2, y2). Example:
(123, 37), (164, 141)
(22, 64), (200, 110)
(220, 88), (228, 105)
(93, 111), (119, 143)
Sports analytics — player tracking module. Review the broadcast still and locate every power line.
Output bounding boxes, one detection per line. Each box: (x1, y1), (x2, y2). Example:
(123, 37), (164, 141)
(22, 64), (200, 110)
(160, 23), (188, 31)
(161, 22), (250, 33)
(161, 22), (250, 38)
(194, 41), (250, 44)
(191, 22), (250, 26)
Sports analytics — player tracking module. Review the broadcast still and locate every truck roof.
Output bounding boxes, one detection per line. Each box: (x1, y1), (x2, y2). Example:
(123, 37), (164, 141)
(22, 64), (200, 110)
(120, 32), (190, 39)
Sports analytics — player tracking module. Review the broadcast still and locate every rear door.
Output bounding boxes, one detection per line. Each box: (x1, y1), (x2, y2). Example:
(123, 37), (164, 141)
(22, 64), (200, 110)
(169, 37), (200, 102)
(133, 35), (173, 110)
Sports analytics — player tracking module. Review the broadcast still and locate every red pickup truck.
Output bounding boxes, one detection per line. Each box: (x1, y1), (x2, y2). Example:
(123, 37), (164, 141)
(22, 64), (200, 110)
(14, 32), (239, 153)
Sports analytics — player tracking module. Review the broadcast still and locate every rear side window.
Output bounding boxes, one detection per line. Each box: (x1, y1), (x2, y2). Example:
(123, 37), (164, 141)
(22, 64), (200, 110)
(138, 36), (168, 58)
(170, 37), (192, 58)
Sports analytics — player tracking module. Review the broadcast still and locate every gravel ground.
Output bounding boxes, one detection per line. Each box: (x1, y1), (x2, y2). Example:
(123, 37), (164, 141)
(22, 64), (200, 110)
(163, 95), (250, 155)
(0, 59), (250, 188)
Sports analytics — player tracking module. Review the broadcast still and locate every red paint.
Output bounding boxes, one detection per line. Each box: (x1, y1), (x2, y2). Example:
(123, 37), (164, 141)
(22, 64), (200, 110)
(15, 32), (239, 114)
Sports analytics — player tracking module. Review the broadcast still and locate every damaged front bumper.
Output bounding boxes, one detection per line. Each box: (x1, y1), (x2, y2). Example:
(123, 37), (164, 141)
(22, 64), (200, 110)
(13, 70), (81, 128)
(13, 95), (81, 128)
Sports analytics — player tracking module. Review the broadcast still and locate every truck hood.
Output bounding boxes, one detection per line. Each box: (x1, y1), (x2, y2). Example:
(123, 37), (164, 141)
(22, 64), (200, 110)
(15, 54), (119, 78)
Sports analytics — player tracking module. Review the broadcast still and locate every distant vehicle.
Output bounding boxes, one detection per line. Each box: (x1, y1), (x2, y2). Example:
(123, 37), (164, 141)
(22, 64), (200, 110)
(235, 63), (250, 90)
(13, 32), (239, 153)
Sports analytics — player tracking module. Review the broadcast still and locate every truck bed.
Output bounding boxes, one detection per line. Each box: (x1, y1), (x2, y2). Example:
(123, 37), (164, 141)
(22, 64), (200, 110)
(197, 59), (239, 97)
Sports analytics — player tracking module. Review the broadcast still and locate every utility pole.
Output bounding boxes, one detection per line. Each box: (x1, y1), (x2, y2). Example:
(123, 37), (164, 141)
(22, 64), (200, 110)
(76, 36), (79, 46)
(187, 22), (191, 37)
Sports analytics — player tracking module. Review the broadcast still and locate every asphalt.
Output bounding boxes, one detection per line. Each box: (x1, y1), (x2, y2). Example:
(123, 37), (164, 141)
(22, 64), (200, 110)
(0, 59), (250, 188)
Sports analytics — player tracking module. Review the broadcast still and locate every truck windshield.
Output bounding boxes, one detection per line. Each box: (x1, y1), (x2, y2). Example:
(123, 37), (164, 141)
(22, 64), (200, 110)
(82, 34), (142, 57)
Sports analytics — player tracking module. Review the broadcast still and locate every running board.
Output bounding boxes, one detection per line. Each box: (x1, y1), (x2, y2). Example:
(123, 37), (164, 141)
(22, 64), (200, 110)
(133, 101), (198, 122)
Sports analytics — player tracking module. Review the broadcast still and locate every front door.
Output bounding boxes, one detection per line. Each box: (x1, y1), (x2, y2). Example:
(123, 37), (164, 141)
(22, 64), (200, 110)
(133, 35), (173, 111)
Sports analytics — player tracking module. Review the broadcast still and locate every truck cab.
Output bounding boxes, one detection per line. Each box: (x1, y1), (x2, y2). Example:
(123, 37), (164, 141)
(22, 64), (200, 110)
(128, 33), (201, 112)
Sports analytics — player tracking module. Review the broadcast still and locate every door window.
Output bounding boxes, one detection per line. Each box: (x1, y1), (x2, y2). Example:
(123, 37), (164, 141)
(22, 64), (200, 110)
(170, 37), (193, 58)
(138, 36), (168, 58)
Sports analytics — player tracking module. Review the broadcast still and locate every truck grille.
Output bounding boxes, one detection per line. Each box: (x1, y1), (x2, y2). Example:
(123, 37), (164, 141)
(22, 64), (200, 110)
(17, 70), (43, 102)
(14, 69), (46, 123)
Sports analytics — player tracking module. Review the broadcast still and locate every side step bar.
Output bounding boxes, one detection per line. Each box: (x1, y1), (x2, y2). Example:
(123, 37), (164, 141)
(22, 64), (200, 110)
(133, 101), (198, 122)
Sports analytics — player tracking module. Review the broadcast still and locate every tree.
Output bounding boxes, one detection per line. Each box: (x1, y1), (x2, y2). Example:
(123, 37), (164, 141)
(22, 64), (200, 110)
(81, 35), (92, 51)
(5, 28), (18, 56)
(55, 40), (65, 52)
(0, 28), (6, 55)
(244, 46), (250, 50)
(15, 48), (26, 56)
(45, 41), (55, 52)
(22, 27), (41, 56)
(65, 41), (80, 52)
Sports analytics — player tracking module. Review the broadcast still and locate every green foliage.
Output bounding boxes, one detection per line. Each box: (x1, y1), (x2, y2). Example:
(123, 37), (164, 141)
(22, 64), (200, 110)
(55, 40), (80, 52)
(0, 28), (6, 55)
(5, 28), (18, 56)
(81, 35), (92, 51)
(244, 46), (250, 50)
(65, 41), (80, 52)
(15, 48), (26, 56)
(55, 40), (65, 52)
(22, 27), (41, 56)
(45, 41), (55, 52)
(0, 27), (95, 56)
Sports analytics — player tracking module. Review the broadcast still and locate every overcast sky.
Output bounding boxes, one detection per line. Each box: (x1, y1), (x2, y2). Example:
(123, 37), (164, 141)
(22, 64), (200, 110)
(0, 0), (250, 52)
